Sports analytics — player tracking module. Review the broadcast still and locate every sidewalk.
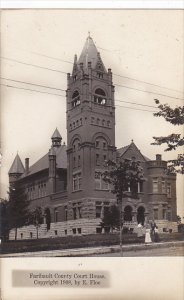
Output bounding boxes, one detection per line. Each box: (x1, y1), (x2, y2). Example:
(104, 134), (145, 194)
(1, 240), (184, 257)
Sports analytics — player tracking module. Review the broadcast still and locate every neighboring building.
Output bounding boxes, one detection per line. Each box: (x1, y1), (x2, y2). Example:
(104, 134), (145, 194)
(8, 36), (178, 240)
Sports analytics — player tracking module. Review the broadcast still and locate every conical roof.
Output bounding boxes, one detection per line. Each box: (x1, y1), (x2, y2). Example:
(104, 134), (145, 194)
(78, 36), (106, 71)
(51, 128), (62, 139)
(9, 154), (25, 174)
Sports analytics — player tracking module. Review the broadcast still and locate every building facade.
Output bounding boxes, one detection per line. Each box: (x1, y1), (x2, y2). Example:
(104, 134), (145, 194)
(8, 36), (178, 240)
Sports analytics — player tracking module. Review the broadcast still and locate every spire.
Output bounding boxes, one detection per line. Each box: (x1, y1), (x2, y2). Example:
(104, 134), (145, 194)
(51, 128), (62, 147)
(9, 154), (25, 174)
(77, 35), (106, 72)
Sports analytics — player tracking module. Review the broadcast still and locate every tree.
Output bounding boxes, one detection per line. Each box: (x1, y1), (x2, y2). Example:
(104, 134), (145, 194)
(29, 207), (43, 239)
(152, 100), (184, 174)
(0, 199), (9, 241)
(101, 204), (120, 233)
(177, 215), (182, 224)
(102, 159), (144, 253)
(7, 182), (30, 240)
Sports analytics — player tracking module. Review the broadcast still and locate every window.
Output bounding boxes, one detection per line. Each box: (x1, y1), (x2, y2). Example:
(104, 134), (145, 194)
(162, 209), (167, 220)
(30, 232), (33, 238)
(95, 140), (99, 148)
(96, 154), (100, 166)
(64, 206), (68, 221)
(72, 90), (80, 107)
(54, 208), (59, 222)
(103, 142), (107, 149)
(77, 228), (81, 234)
(21, 233), (23, 239)
(97, 72), (103, 79)
(91, 117), (95, 124)
(96, 227), (102, 233)
(78, 155), (81, 167)
(73, 156), (76, 168)
(168, 211), (172, 221)
(107, 121), (110, 127)
(162, 180), (166, 193)
(95, 171), (109, 190)
(73, 207), (77, 220)
(65, 229), (67, 235)
(94, 88), (106, 105)
(80, 118), (82, 125)
(153, 178), (158, 193)
(167, 183), (171, 198)
(97, 118), (100, 125)
(153, 209), (158, 220)
(103, 155), (107, 162)
(55, 230), (58, 236)
(96, 201), (102, 218)
(72, 228), (76, 234)
(73, 173), (82, 191)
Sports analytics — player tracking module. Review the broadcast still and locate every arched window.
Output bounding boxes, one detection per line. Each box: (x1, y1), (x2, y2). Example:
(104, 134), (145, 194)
(94, 88), (106, 105)
(72, 90), (80, 107)
(124, 206), (133, 221)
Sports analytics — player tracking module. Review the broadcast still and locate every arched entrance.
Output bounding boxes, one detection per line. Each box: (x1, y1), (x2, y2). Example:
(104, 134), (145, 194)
(124, 205), (133, 222)
(137, 206), (145, 225)
(45, 208), (51, 230)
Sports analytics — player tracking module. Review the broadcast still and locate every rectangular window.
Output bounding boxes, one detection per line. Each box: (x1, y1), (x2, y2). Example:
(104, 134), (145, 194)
(167, 183), (171, 198)
(73, 173), (82, 191)
(95, 140), (99, 148)
(153, 178), (158, 193)
(96, 154), (100, 166)
(95, 172), (109, 190)
(168, 211), (172, 221)
(162, 180), (166, 193)
(64, 206), (68, 221)
(72, 228), (76, 235)
(153, 209), (158, 220)
(78, 155), (81, 167)
(73, 207), (77, 220)
(77, 228), (81, 234)
(162, 209), (167, 220)
(96, 202), (102, 218)
(54, 208), (59, 222)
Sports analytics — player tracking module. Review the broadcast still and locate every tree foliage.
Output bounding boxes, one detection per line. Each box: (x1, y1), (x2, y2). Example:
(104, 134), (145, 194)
(29, 206), (43, 239)
(102, 159), (144, 201)
(101, 205), (120, 232)
(152, 99), (184, 174)
(7, 182), (30, 240)
(0, 199), (9, 241)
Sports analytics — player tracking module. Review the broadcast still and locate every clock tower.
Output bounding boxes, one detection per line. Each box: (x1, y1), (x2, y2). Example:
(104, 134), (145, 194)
(66, 35), (116, 220)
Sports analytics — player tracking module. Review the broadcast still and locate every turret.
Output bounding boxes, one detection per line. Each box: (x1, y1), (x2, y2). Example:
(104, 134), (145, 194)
(51, 128), (62, 147)
(8, 154), (25, 186)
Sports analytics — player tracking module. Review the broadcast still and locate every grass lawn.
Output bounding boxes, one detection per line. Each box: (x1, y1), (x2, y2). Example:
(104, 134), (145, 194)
(1, 232), (183, 254)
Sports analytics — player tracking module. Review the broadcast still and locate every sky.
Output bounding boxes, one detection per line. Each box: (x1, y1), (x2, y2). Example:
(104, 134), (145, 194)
(0, 9), (183, 216)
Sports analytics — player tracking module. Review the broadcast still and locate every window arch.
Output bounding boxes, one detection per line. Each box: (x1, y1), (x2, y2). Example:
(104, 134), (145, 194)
(72, 90), (80, 107)
(94, 88), (106, 105)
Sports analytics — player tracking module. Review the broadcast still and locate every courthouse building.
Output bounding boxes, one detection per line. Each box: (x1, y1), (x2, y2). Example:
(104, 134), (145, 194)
(8, 36), (178, 239)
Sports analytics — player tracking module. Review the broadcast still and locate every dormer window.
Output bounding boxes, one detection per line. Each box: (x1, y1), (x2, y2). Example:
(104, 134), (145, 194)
(94, 88), (106, 105)
(72, 90), (80, 107)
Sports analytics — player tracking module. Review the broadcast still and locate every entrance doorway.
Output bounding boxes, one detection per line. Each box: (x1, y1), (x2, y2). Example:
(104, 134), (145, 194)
(137, 206), (145, 225)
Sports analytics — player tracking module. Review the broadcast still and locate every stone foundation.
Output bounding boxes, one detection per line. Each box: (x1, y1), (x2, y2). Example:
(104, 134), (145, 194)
(9, 218), (102, 240)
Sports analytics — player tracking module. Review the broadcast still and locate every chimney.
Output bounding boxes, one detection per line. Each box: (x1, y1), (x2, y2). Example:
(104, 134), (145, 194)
(156, 154), (162, 161)
(25, 158), (29, 174)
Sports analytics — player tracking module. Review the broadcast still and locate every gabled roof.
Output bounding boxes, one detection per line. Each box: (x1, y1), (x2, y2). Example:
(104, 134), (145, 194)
(117, 142), (151, 162)
(78, 36), (106, 71)
(9, 154), (25, 174)
(21, 144), (67, 178)
(52, 128), (62, 139)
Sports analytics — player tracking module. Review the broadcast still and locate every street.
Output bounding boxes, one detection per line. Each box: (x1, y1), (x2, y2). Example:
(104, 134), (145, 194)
(93, 244), (184, 256)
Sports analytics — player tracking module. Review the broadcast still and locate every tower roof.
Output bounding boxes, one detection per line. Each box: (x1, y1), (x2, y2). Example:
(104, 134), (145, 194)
(78, 35), (106, 71)
(9, 154), (25, 174)
(51, 128), (62, 139)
